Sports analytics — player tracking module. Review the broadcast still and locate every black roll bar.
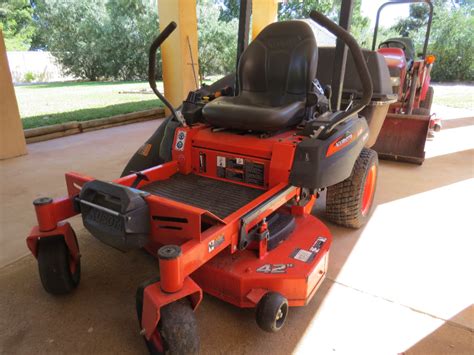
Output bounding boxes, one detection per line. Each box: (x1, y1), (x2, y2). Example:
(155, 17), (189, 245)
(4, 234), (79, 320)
(371, 0), (434, 58)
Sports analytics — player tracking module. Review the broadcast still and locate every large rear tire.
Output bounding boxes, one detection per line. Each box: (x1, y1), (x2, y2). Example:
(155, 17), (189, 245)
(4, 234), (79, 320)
(420, 85), (434, 112)
(326, 148), (378, 229)
(37, 235), (81, 295)
(413, 85), (434, 116)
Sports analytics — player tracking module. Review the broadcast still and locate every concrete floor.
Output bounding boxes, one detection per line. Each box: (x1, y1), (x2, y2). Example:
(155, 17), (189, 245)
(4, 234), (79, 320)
(1, 114), (473, 354)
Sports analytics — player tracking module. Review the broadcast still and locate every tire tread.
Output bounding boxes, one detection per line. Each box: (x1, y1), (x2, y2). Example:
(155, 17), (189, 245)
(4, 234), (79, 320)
(37, 237), (80, 295)
(326, 148), (378, 229)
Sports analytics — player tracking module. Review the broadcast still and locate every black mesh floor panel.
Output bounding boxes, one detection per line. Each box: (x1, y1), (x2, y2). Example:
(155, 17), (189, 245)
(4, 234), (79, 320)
(141, 174), (265, 219)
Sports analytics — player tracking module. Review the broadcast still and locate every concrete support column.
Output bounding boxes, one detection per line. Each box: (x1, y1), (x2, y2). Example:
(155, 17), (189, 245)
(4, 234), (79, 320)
(157, 0), (199, 112)
(0, 30), (27, 160)
(252, 0), (279, 40)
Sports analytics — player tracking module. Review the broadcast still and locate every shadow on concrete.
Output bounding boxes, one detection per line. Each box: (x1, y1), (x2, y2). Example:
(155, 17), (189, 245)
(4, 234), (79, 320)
(442, 116), (474, 130)
(404, 306), (474, 355)
(374, 148), (473, 205)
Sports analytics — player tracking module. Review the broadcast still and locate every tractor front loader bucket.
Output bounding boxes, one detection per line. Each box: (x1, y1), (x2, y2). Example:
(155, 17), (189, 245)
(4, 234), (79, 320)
(372, 113), (430, 165)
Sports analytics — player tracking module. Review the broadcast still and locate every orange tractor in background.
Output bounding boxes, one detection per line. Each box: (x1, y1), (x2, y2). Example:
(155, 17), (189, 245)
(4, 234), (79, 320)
(371, 0), (440, 164)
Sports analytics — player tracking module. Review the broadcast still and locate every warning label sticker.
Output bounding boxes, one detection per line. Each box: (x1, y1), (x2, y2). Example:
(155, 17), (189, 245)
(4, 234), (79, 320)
(290, 236), (327, 263)
(217, 156), (226, 168)
(208, 235), (225, 252)
(292, 249), (313, 263)
(310, 236), (327, 253)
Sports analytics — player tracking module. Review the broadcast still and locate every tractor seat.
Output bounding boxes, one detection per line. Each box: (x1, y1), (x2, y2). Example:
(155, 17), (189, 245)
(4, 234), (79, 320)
(379, 37), (415, 64)
(203, 21), (318, 132)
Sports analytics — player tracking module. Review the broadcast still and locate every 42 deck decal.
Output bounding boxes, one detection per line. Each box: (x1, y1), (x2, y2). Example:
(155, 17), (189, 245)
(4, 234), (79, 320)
(256, 263), (294, 274)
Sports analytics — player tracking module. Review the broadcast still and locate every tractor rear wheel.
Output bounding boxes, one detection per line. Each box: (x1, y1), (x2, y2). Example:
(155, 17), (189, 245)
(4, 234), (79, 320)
(136, 279), (199, 355)
(326, 148), (378, 229)
(420, 86), (434, 112)
(414, 86), (434, 116)
(37, 235), (81, 295)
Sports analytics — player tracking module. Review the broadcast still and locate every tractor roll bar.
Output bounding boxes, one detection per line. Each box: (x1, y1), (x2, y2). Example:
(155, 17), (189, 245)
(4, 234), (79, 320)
(149, 21), (186, 126)
(309, 11), (373, 132)
(371, 0), (433, 58)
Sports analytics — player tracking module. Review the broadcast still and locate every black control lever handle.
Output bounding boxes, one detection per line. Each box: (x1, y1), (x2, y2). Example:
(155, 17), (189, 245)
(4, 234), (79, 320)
(148, 22), (186, 126)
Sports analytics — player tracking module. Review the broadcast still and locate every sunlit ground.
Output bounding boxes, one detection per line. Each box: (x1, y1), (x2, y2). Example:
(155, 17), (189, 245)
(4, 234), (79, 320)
(432, 84), (474, 111)
(294, 105), (473, 353)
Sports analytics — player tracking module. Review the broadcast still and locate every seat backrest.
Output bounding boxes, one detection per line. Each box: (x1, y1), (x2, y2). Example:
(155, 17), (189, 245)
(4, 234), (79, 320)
(238, 20), (318, 104)
(380, 37), (415, 63)
(377, 47), (407, 77)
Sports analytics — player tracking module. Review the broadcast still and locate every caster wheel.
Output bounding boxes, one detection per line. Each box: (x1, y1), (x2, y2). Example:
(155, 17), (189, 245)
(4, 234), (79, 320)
(256, 292), (289, 333)
(37, 234), (81, 295)
(136, 279), (199, 355)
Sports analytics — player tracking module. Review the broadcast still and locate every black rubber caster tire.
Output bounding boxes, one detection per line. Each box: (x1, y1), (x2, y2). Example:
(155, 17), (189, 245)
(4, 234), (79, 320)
(37, 235), (80, 295)
(256, 292), (289, 333)
(136, 278), (199, 355)
(326, 148), (378, 229)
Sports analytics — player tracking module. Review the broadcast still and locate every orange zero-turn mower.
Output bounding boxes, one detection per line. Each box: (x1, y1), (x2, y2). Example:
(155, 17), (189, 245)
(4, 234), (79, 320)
(27, 11), (384, 354)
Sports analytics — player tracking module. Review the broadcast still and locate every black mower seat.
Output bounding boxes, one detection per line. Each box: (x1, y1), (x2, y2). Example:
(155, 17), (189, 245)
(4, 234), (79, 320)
(203, 20), (318, 132)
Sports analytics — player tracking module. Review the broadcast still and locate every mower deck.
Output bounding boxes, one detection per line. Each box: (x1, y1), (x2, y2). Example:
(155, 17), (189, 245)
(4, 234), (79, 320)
(192, 212), (331, 308)
(141, 174), (265, 219)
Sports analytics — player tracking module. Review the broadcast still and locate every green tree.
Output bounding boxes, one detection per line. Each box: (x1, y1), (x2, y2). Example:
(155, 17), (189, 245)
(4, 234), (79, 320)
(277, 0), (371, 46)
(0, 0), (35, 50)
(429, 4), (473, 81)
(393, 3), (430, 37)
(34, 0), (109, 81)
(348, 0), (371, 48)
(391, 0), (473, 81)
(34, 0), (158, 81)
(218, 0), (239, 22)
(104, 0), (159, 80)
(278, 0), (335, 21)
(197, 0), (238, 78)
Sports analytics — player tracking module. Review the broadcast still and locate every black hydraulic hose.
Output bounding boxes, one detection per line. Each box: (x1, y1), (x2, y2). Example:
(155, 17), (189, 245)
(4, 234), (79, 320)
(309, 11), (373, 133)
(148, 21), (184, 125)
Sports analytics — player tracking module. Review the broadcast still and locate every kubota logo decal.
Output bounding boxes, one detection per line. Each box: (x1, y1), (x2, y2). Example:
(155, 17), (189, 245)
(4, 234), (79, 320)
(326, 131), (356, 157)
(336, 133), (353, 147)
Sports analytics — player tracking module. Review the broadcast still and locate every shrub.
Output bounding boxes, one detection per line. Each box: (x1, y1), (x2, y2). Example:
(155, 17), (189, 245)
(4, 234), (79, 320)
(23, 71), (35, 82)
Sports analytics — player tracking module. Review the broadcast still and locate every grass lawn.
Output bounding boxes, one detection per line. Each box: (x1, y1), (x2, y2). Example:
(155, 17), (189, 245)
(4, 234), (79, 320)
(432, 84), (474, 110)
(15, 81), (164, 129)
(15, 80), (472, 130)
